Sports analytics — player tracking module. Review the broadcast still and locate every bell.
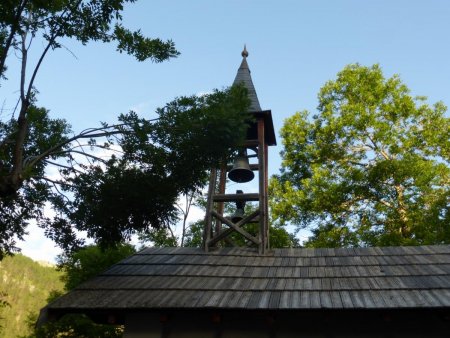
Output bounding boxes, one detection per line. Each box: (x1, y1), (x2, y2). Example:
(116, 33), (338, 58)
(230, 190), (246, 223)
(228, 151), (254, 183)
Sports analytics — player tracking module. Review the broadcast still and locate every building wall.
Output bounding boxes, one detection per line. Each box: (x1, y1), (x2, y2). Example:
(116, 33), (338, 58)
(124, 309), (450, 338)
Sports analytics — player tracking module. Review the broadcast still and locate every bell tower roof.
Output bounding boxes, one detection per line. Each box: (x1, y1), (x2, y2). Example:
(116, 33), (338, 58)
(232, 45), (262, 111)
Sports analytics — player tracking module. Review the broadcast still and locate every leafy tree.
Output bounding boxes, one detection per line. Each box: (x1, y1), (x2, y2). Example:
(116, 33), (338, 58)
(0, 0), (178, 196)
(0, 292), (10, 334)
(25, 313), (123, 338)
(20, 244), (136, 338)
(138, 227), (178, 247)
(0, 254), (64, 337)
(57, 243), (135, 290)
(183, 220), (204, 248)
(0, 0), (178, 257)
(47, 87), (250, 252)
(0, 0), (251, 257)
(270, 64), (449, 247)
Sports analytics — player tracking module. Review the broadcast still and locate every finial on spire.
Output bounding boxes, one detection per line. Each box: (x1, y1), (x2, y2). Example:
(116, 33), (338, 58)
(242, 44), (248, 58)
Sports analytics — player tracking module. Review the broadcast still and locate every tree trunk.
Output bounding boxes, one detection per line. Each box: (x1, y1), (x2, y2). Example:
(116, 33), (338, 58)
(0, 103), (29, 198)
(394, 184), (409, 237)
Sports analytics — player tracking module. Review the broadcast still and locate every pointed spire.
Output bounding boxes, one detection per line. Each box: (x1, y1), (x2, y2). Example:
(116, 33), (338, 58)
(242, 44), (249, 58)
(232, 45), (261, 111)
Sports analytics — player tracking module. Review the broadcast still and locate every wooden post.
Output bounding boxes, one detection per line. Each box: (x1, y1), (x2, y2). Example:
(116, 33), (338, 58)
(215, 161), (227, 237)
(257, 117), (266, 254)
(203, 168), (217, 252)
(265, 143), (269, 251)
(203, 111), (275, 254)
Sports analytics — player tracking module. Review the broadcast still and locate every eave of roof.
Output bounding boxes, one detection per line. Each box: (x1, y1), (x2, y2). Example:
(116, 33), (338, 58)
(47, 245), (450, 312)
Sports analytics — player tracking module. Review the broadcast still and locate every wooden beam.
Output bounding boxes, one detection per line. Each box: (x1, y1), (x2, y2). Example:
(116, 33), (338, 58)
(203, 168), (216, 252)
(215, 162), (227, 235)
(258, 117), (266, 254)
(242, 139), (259, 147)
(213, 193), (259, 202)
(207, 210), (261, 246)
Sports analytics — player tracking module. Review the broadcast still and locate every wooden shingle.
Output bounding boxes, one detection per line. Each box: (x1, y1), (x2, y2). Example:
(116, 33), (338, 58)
(48, 245), (450, 311)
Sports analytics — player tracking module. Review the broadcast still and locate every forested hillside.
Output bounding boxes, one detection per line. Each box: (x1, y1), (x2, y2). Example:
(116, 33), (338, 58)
(0, 254), (64, 337)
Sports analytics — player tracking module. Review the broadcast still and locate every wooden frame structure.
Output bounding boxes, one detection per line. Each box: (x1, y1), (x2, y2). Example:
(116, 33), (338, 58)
(203, 111), (275, 254)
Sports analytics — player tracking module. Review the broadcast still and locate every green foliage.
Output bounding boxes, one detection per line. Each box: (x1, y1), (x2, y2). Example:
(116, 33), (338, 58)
(0, 254), (64, 337)
(270, 64), (450, 247)
(0, 0), (179, 79)
(0, 0), (251, 258)
(139, 227), (178, 247)
(184, 220), (204, 248)
(0, 107), (71, 259)
(26, 313), (123, 338)
(0, 291), (11, 333)
(57, 244), (135, 291)
(42, 85), (250, 251)
(0, 0), (179, 257)
(18, 244), (135, 337)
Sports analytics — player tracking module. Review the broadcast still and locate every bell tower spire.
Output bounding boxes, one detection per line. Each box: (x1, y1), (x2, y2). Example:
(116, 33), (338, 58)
(233, 45), (261, 111)
(203, 47), (276, 254)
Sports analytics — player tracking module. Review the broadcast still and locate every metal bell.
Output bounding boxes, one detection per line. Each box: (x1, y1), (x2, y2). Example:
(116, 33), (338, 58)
(228, 151), (254, 183)
(230, 190), (246, 223)
(231, 208), (245, 223)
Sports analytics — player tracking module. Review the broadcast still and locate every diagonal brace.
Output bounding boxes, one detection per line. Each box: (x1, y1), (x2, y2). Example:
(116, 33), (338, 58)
(208, 210), (260, 246)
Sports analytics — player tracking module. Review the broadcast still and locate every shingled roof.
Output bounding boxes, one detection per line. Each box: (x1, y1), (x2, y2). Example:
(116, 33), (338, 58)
(233, 45), (262, 112)
(48, 245), (450, 312)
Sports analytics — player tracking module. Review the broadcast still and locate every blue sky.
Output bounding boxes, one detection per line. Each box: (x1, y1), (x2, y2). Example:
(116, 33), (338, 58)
(2, 0), (450, 261)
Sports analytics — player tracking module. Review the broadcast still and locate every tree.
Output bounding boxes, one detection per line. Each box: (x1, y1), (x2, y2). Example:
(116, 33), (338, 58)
(26, 313), (123, 338)
(0, 0), (178, 256)
(20, 244), (134, 338)
(270, 64), (449, 247)
(0, 0), (251, 256)
(47, 87), (250, 252)
(57, 243), (136, 290)
(0, 292), (10, 334)
(0, 0), (179, 195)
(138, 227), (178, 247)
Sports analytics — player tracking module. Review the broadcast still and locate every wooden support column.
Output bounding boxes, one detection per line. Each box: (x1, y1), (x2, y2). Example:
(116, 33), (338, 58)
(203, 168), (217, 252)
(265, 143), (269, 250)
(215, 161), (227, 236)
(257, 117), (266, 254)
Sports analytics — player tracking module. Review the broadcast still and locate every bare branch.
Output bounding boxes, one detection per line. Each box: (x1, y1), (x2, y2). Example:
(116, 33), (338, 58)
(43, 159), (84, 175)
(34, 176), (72, 202)
(0, 0), (29, 79)
(167, 224), (177, 244)
(60, 43), (79, 60)
(66, 149), (108, 163)
(377, 199), (394, 209)
(20, 31), (28, 104)
(73, 139), (94, 166)
(24, 116), (160, 170)
(24, 1), (83, 101)
(24, 130), (123, 169)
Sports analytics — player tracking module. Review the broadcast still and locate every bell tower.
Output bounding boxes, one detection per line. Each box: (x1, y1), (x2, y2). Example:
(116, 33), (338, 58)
(203, 47), (276, 254)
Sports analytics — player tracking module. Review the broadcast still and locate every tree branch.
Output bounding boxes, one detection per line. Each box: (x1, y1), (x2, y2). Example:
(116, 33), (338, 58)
(20, 30), (28, 104)
(34, 176), (72, 202)
(25, 130), (123, 169)
(377, 199), (394, 209)
(0, 0), (29, 79)
(67, 149), (108, 164)
(42, 159), (84, 175)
